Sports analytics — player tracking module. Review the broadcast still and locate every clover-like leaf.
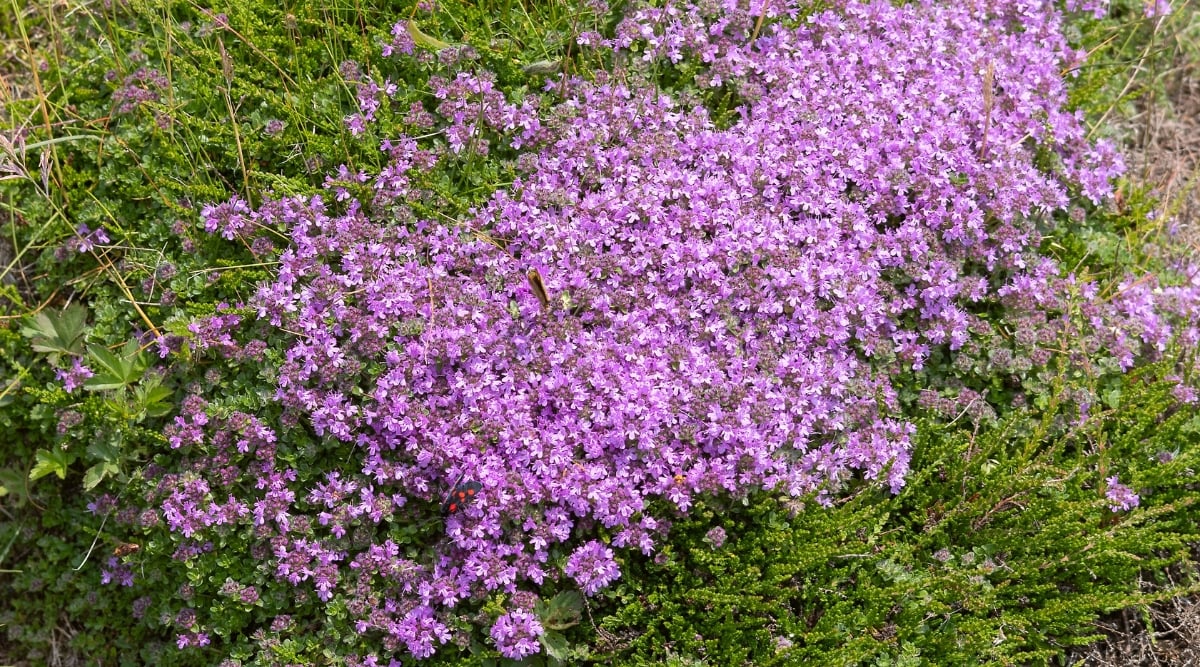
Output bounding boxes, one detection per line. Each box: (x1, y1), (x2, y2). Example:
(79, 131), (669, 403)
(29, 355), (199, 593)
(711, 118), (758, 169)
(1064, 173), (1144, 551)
(535, 591), (582, 631)
(82, 462), (120, 491)
(29, 448), (73, 482)
(84, 341), (149, 391)
(19, 304), (88, 362)
(132, 372), (174, 420)
(539, 630), (571, 661)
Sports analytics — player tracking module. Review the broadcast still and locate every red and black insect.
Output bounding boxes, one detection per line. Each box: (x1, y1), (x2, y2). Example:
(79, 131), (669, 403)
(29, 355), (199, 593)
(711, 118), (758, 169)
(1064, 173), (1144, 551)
(442, 480), (482, 515)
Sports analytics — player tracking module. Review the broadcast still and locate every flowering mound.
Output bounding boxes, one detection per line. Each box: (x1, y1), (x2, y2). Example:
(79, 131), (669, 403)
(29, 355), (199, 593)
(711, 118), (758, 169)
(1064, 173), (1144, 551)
(176, 0), (1189, 660)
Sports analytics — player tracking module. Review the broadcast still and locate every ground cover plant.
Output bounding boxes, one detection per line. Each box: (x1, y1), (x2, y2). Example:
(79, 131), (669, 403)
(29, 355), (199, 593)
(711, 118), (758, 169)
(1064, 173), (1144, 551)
(1, 0), (1199, 665)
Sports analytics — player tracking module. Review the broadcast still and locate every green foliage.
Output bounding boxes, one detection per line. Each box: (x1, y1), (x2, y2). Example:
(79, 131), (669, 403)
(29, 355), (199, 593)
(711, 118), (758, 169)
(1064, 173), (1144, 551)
(0, 0), (629, 662)
(1, 0), (410, 658)
(18, 305), (88, 363)
(537, 591), (586, 662)
(14, 303), (172, 488)
(1, 0), (1198, 664)
(596, 366), (1200, 666)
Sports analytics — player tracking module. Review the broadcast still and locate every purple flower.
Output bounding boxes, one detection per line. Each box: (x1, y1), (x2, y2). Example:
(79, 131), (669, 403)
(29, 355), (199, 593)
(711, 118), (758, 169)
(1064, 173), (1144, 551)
(56, 409), (83, 434)
(392, 605), (451, 658)
(345, 114), (367, 136)
(175, 631), (210, 649)
(490, 610), (543, 660)
(159, 0), (1200, 661)
(382, 22), (416, 58)
(112, 68), (169, 114)
(56, 358), (94, 393)
(200, 196), (253, 240)
(1105, 476), (1140, 512)
(240, 586), (260, 604)
(100, 557), (134, 587)
(175, 607), (197, 629)
(704, 526), (727, 549)
(565, 541), (620, 596)
(1144, 0), (1172, 18)
(131, 596), (153, 619)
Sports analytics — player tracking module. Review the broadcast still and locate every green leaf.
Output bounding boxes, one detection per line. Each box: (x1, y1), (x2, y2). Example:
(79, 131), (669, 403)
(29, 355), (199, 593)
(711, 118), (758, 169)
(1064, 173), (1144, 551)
(0, 469), (25, 506)
(84, 341), (149, 390)
(82, 462), (119, 491)
(407, 20), (452, 51)
(29, 448), (72, 481)
(133, 373), (174, 420)
(19, 304), (88, 361)
(535, 591), (582, 630)
(539, 631), (570, 661)
(86, 439), (122, 464)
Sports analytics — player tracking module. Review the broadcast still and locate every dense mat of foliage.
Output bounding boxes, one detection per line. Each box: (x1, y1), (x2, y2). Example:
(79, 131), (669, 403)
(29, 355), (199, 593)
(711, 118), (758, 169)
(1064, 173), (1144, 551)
(2, 0), (1197, 665)
(598, 364), (1200, 665)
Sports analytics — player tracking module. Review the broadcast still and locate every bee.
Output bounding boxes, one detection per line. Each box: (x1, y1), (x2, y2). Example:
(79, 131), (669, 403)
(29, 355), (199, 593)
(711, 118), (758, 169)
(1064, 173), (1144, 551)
(112, 542), (141, 557)
(526, 267), (550, 310)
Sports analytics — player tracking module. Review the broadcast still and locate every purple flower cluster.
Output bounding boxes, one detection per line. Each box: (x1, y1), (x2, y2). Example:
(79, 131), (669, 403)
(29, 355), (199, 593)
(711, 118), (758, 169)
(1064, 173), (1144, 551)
(976, 259), (1200, 389)
(704, 526), (728, 549)
(56, 409), (84, 434)
(274, 538), (343, 601)
(112, 67), (169, 114)
(380, 21), (416, 58)
(490, 610), (544, 659)
(184, 304), (244, 356)
(158, 473), (249, 537)
(66, 223), (111, 254)
(348, 79), (399, 137)
(169, 0), (1200, 661)
(56, 357), (94, 393)
(564, 541), (621, 596)
(176, 632), (211, 649)
(1105, 475), (1140, 512)
(1066, 0), (1171, 20)
(219, 578), (260, 605)
(429, 72), (542, 153)
(100, 557), (134, 587)
(1143, 0), (1173, 18)
(200, 197), (254, 240)
(152, 398), (282, 542)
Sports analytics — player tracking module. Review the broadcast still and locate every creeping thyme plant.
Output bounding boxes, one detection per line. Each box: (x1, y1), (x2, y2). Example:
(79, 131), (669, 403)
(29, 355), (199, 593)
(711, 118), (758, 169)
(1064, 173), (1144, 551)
(2, 0), (1199, 664)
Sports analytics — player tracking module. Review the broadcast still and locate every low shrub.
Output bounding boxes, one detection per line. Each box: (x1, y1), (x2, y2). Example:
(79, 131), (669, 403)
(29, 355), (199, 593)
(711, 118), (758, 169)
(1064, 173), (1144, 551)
(1, 0), (1197, 665)
(596, 362), (1200, 665)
